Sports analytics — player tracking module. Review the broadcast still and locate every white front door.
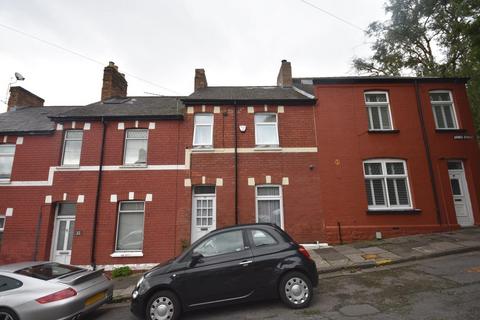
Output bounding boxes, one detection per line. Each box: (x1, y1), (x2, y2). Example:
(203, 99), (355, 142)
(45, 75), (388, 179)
(51, 203), (77, 264)
(191, 186), (216, 243)
(448, 161), (474, 227)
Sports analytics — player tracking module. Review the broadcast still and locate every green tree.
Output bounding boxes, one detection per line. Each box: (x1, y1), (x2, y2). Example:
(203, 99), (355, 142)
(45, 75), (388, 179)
(353, 0), (480, 136)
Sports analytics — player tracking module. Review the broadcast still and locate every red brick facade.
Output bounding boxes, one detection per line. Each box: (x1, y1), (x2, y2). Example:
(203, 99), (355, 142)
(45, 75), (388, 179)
(0, 65), (479, 270)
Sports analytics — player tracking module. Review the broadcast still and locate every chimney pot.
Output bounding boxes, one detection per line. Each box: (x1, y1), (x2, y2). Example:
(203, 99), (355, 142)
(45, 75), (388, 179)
(194, 68), (208, 91)
(101, 61), (128, 100)
(277, 60), (293, 87)
(7, 86), (44, 112)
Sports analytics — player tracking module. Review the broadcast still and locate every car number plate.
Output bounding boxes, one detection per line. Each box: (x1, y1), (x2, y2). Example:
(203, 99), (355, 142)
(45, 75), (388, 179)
(85, 291), (106, 306)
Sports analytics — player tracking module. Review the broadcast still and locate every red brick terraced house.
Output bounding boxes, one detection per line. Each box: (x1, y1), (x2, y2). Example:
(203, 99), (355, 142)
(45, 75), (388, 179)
(0, 60), (479, 270)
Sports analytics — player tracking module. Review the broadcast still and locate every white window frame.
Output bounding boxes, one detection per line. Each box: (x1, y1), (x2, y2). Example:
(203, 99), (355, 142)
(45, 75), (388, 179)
(255, 185), (284, 228)
(254, 113), (280, 147)
(364, 91), (394, 131)
(429, 90), (459, 130)
(123, 129), (149, 166)
(0, 144), (16, 181)
(61, 130), (83, 167)
(192, 113), (214, 148)
(363, 159), (413, 210)
(115, 201), (145, 253)
(0, 215), (5, 232)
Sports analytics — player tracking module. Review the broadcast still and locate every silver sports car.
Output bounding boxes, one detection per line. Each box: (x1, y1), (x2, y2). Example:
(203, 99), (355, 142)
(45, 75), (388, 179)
(0, 261), (113, 320)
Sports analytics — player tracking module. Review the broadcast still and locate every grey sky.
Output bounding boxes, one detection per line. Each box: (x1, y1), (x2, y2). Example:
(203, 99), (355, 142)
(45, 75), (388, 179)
(0, 0), (387, 111)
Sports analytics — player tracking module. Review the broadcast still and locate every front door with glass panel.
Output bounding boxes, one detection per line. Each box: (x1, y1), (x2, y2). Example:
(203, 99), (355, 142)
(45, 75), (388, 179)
(448, 161), (474, 227)
(191, 186), (216, 243)
(51, 203), (76, 264)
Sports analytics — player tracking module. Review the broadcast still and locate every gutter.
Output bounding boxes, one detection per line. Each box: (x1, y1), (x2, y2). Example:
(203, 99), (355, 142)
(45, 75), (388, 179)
(414, 80), (443, 225)
(91, 117), (107, 270)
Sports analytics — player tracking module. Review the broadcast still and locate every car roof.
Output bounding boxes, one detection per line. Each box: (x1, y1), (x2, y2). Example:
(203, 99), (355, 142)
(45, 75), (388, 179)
(0, 261), (50, 272)
(211, 223), (282, 234)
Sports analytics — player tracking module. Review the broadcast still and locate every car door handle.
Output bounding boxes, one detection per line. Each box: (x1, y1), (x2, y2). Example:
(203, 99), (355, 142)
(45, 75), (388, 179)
(239, 260), (253, 266)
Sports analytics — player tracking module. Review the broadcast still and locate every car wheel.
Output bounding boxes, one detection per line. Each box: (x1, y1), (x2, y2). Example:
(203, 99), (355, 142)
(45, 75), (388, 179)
(0, 308), (19, 320)
(279, 271), (313, 309)
(146, 290), (181, 320)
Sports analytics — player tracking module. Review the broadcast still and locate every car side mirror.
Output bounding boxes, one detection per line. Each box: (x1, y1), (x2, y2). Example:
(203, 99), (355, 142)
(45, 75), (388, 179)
(190, 252), (203, 267)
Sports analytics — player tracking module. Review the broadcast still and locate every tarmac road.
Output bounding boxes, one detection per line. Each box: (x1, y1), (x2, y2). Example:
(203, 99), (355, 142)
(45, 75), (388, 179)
(87, 250), (480, 320)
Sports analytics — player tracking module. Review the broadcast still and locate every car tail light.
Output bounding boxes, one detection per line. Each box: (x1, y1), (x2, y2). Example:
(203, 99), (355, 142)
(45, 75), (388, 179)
(36, 288), (77, 304)
(298, 245), (312, 260)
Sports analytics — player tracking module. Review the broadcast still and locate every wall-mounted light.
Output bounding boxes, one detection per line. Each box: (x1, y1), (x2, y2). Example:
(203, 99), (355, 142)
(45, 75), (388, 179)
(239, 125), (247, 133)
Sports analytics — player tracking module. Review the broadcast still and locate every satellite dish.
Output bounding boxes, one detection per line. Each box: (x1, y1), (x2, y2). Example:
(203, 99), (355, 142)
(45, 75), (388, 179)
(14, 72), (25, 81)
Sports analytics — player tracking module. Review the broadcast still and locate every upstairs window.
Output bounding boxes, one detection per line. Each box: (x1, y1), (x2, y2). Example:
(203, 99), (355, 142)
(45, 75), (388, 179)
(429, 91), (458, 129)
(364, 159), (412, 210)
(61, 130), (83, 166)
(0, 144), (16, 180)
(364, 92), (393, 131)
(193, 113), (213, 148)
(255, 113), (279, 147)
(124, 129), (148, 165)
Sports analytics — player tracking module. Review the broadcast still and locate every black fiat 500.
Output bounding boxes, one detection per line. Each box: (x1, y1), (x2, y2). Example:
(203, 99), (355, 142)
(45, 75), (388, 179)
(130, 223), (318, 320)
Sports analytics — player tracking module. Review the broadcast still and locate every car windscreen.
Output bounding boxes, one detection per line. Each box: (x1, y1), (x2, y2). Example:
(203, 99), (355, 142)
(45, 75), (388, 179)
(15, 263), (83, 280)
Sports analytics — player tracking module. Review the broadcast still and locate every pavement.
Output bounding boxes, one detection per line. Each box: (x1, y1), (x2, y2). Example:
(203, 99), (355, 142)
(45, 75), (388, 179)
(110, 227), (480, 302)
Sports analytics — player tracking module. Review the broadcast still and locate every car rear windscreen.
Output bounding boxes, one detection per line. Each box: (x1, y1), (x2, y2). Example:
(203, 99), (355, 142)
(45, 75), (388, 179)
(15, 263), (83, 280)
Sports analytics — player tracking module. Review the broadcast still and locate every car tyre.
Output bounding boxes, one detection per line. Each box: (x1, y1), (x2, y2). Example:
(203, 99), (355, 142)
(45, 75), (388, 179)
(0, 308), (19, 320)
(146, 290), (181, 320)
(279, 271), (313, 309)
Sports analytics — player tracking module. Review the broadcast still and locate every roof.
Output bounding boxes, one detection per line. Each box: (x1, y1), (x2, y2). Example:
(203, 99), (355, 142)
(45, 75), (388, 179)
(293, 76), (469, 85)
(183, 86), (315, 105)
(0, 106), (78, 135)
(51, 96), (185, 120)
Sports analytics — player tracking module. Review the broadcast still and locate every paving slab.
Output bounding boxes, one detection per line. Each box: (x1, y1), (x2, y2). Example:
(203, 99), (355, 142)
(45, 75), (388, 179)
(429, 241), (463, 251)
(359, 246), (389, 254)
(344, 253), (366, 263)
(314, 248), (346, 261)
(333, 245), (363, 255)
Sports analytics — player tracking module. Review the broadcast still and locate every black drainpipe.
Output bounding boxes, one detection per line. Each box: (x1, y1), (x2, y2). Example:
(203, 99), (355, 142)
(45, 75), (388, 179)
(234, 101), (239, 225)
(91, 117), (107, 270)
(414, 80), (442, 224)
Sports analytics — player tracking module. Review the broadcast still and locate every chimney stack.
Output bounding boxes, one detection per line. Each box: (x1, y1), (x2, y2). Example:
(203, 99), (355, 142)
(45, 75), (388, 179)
(194, 69), (208, 91)
(277, 59), (292, 87)
(101, 61), (128, 101)
(7, 86), (44, 112)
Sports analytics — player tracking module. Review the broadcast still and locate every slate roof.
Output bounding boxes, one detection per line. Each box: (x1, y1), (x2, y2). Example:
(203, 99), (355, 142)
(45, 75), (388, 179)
(293, 76), (469, 85)
(0, 106), (78, 134)
(51, 96), (185, 120)
(183, 86), (315, 104)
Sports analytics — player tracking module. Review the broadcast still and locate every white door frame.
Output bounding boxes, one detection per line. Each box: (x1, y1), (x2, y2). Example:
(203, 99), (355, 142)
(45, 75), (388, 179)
(50, 204), (76, 264)
(448, 161), (474, 227)
(191, 187), (216, 243)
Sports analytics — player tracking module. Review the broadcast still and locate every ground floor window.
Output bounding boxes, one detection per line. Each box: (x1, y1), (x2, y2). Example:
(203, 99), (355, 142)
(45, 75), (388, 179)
(116, 201), (145, 252)
(364, 159), (412, 210)
(256, 185), (283, 228)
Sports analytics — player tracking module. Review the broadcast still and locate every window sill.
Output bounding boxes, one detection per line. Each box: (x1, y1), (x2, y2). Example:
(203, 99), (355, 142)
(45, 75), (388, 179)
(191, 147), (214, 152)
(0, 179), (11, 184)
(121, 164), (148, 168)
(110, 252), (144, 258)
(254, 146), (282, 151)
(368, 129), (400, 134)
(435, 128), (466, 133)
(367, 208), (421, 215)
(56, 165), (80, 170)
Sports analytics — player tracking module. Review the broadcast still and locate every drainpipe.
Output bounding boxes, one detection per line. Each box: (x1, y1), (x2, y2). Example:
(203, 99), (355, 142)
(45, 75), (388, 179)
(414, 80), (442, 225)
(234, 101), (239, 225)
(91, 117), (107, 270)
